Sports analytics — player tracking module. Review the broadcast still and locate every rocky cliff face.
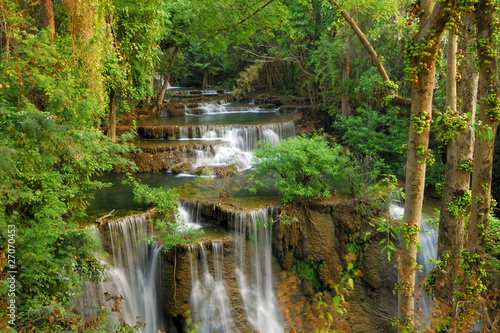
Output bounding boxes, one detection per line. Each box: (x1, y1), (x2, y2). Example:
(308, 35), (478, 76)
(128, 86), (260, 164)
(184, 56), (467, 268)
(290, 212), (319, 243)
(273, 198), (398, 332)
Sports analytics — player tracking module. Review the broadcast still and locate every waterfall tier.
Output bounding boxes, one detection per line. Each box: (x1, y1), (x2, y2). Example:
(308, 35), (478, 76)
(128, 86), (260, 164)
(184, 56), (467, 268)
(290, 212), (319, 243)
(76, 214), (164, 333)
(182, 201), (284, 332)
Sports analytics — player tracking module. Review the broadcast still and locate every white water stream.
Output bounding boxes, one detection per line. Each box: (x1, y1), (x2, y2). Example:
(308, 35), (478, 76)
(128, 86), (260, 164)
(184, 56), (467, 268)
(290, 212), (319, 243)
(389, 195), (438, 325)
(76, 215), (164, 333)
(184, 202), (284, 332)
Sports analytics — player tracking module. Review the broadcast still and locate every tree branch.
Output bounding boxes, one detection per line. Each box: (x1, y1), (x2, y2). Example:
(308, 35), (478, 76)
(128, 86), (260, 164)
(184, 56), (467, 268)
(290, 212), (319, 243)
(200, 0), (275, 46)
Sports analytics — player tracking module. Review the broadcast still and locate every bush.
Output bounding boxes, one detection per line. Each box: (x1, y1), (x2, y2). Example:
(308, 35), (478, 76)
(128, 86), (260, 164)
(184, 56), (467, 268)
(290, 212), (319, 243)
(251, 133), (349, 203)
(332, 104), (408, 178)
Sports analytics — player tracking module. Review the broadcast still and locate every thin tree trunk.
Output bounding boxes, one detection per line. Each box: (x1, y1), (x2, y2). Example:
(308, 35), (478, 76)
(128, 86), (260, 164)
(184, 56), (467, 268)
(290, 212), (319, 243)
(325, 0), (411, 108)
(445, 32), (457, 111)
(41, 0), (55, 39)
(108, 88), (117, 143)
(155, 46), (180, 114)
(434, 15), (478, 318)
(341, 37), (350, 117)
(202, 68), (208, 89)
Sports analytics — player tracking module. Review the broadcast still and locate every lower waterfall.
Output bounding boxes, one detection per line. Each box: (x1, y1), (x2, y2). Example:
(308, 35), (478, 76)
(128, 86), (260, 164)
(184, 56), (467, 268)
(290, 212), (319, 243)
(77, 214), (165, 333)
(185, 203), (284, 332)
(389, 194), (438, 324)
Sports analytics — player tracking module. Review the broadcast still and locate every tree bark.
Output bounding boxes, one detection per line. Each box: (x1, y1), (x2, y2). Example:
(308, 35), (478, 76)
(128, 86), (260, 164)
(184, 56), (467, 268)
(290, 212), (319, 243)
(397, 1), (452, 329)
(445, 32), (457, 111)
(41, 0), (55, 39)
(324, 1), (453, 328)
(108, 88), (117, 143)
(155, 46), (180, 114)
(341, 36), (350, 117)
(467, 0), (499, 255)
(434, 15), (478, 318)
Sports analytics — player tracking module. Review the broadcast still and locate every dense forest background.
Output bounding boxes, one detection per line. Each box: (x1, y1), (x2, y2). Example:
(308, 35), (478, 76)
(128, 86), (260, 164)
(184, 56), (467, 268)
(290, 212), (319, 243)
(1, 0), (499, 332)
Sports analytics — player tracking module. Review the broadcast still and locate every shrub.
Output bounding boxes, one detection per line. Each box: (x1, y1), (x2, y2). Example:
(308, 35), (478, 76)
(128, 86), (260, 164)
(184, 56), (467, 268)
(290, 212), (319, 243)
(332, 104), (408, 178)
(251, 133), (349, 203)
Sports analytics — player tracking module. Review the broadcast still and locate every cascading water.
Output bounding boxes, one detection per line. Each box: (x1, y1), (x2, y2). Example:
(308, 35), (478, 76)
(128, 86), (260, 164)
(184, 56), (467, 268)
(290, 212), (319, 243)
(231, 208), (284, 333)
(184, 201), (284, 332)
(188, 242), (237, 332)
(388, 194), (438, 323)
(188, 123), (294, 171)
(76, 215), (165, 333)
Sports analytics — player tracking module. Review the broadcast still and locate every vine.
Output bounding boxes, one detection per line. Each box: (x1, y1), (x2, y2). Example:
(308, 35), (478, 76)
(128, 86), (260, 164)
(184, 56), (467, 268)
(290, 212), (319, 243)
(436, 108), (471, 144)
(411, 111), (432, 134)
(445, 190), (471, 219)
(459, 160), (474, 173)
(415, 144), (435, 165)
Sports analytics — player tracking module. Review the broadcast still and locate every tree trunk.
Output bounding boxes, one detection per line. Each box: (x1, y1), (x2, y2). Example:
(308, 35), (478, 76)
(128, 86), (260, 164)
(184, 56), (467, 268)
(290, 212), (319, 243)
(434, 15), (478, 319)
(467, 0), (499, 257)
(155, 46), (180, 114)
(202, 68), (208, 89)
(108, 88), (117, 143)
(41, 0), (55, 39)
(398, 0), (452, 329)
(341, 39), (350, 117)
(324, 1), (452, 328)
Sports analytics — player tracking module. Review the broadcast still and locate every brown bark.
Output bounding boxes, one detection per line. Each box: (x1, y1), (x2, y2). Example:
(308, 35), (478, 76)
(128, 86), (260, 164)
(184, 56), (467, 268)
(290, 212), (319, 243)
(155, 46), (180, 114)
(341, 46), (350, 117)
(41, 0), (55, 39)
(445, 32), (457, 111)
(324, 0), (454, 327)
(398, 0), (452, 329)
(108, 88), (117, 143)
(434, 15), (478, 316)
(467, 1), (499, 254)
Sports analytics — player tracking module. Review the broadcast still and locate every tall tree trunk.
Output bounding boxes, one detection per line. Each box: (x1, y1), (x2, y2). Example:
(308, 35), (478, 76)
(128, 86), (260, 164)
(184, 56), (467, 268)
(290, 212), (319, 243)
(324, 2), (453, 328)
(467, 0), (499, 261)
(108, 88), (117, 143)
(434, 14), (478, 319)
(459, 3), (499, 329)
(155, 46), (180, 114)
(399, 0), (453, 329)
(41, 0), (55, 39)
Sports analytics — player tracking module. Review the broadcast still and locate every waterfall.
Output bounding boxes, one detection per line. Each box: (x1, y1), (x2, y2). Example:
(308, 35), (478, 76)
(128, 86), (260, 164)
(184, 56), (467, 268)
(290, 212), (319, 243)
(183, 101), (278, 114)
(184, 201), (284, 332)
(232, 209), (284, 333)
(189, 123), (295, 171)
(188, 242), (237, 332)
(76, 215), (164, 333)
(388, 194), (438, 324)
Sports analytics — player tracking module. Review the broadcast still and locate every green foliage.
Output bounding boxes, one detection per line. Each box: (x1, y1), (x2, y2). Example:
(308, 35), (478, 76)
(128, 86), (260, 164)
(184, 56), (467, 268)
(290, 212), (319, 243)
(486, 214), (500, 272)
(109, 0), (166, 99)
(291, 259), (324, 291)
(128, 179), (202, 252)
(233, 62), (265, 98)
(332, 105), (408, 178)
(250, 133), (349, 203)
(370, 217), (403, 263)
(279, 214), (299, 226)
